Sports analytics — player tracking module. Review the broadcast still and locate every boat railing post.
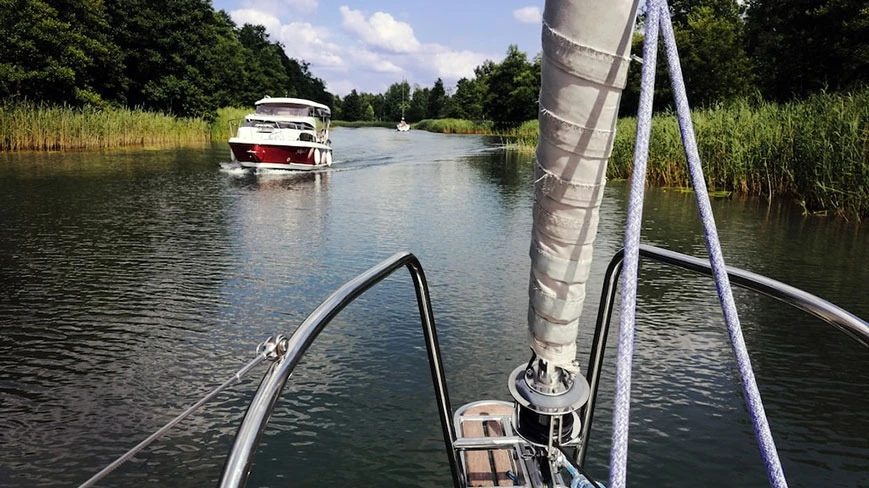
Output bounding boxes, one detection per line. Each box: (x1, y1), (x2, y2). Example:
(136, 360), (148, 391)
(217, 252), (461, 488)
(575, 244), (869, 466)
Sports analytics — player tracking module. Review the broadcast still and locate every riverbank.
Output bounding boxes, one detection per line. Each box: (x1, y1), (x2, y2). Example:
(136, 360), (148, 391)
(0, 102), (219, 151)
(498, 90), (868, 220)
(610, 90), (868, 220)
(3, 94), (865, 219)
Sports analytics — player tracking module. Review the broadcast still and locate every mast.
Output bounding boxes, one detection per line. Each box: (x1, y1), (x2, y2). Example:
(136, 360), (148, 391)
(510, 0), (640, 452)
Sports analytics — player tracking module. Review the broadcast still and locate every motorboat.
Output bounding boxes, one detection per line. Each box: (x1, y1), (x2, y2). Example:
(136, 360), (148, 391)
(80, 0), (869, 487)
(229, 97), (332, 171)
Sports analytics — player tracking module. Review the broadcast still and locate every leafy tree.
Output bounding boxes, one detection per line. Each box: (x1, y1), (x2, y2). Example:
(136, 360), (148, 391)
(104, 0), (247, 118)
(745, 0), (869, 101)
(407, 86), (429, 121)
(483, 45), (539, 128)
(0, 0), (123, 105)
(427, 78), (447, 119)
(675, 5), (754, 107)
(445, 77), (485, 120)
(363, 103), (375, 121)
(668, 0), (742, 26)
(341, 89), (363, 121)
(236, 24), (291, 104)
(620, 0), (752, 115)
(382, 81), (411, 121)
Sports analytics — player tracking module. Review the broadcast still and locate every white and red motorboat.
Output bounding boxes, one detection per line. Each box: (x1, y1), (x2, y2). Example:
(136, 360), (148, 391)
(229, 97), (333, 171)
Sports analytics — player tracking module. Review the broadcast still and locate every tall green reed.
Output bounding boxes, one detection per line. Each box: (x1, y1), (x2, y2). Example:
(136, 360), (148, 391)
(0, 101), (213, 151)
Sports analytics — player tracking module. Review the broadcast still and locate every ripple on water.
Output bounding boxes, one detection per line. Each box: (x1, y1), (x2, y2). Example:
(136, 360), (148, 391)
(0, 135), (867, 487)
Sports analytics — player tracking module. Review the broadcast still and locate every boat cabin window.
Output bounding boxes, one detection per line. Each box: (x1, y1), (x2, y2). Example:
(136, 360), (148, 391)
(243, 119), (315, 131)
(255, 103), (313, 117)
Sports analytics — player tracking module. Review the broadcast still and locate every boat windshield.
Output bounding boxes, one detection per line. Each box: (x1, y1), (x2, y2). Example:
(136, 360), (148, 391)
(255, 103), (316, 117)
(243, 119), (315, 130)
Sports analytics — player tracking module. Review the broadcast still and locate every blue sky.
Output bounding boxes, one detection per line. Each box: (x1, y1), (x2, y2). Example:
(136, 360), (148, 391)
(209, 0), (545, 97)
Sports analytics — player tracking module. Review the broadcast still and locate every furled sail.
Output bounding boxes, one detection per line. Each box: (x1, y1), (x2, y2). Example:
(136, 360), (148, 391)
(529, 0), (640, 369)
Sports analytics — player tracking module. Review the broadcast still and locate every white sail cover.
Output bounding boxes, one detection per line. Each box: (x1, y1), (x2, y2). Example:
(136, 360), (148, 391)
(529, 0), (639, 367)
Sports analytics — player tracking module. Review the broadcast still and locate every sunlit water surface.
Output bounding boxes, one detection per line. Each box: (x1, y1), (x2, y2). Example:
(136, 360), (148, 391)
(1, 128), (866, 487)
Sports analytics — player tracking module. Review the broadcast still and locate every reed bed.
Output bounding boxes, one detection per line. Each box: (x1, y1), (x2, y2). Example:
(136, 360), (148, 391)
(0, 101), (212, 151)
(500, 120), (539, 151)
(331, 120), (399, 129)
(213, 106), (251, 139)
(610, 90), (868, 219)
(493, 91), (866, 219)
(414, 118), (494, 134)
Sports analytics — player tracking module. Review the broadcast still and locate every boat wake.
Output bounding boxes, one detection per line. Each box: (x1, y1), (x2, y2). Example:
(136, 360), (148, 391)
(218, 161), (248, 174)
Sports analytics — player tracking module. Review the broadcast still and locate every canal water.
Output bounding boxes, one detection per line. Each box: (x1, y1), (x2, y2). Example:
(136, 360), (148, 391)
(0, 128), (866, 487)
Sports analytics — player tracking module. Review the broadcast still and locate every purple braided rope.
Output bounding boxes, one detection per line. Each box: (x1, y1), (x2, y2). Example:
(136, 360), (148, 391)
(608, 1), (788, 487)
(608, 0), (661, 486)
(658, 4), (788, 487)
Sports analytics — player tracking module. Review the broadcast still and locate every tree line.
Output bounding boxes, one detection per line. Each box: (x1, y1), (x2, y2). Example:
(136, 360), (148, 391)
(1, 0), (866, 126)
(0, 0), (332, 120)
(340, 0), (867, 125)
(337, 45), (540, 128)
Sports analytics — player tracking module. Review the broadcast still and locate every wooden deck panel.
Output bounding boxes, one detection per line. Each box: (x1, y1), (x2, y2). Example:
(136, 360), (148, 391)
(460, 403), (521, 487)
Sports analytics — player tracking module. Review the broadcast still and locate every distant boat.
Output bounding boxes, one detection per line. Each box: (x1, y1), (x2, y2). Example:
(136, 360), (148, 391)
(397, 81), (410, 131)
(229, 97), (332, 171)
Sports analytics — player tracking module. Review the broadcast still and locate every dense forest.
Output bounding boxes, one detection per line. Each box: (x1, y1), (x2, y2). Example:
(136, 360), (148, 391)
(1, 0), (867, 125)
(0, 0), (331, 120)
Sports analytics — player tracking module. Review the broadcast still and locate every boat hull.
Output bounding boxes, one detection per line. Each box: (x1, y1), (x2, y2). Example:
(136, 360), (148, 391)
(229, 140), (332, 171)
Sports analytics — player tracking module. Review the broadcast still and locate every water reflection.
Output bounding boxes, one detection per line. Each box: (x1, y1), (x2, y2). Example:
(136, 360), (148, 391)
(0, 132), (866, 487)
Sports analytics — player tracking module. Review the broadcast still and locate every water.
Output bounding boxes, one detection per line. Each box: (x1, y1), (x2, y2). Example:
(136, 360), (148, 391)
(0, 128), (866, 487)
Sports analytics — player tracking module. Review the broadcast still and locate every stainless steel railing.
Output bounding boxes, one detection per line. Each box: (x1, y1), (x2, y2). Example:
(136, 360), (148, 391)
(217, 252), (462, 488)
(575, 244), (869, 465)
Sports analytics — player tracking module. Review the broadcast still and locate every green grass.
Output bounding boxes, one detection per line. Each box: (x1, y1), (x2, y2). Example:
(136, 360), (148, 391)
(467, 90), (868, 219)
(414, 118), (494, 134)
(4, 95), (865, 219)
(0, 101), (213, 150)
(609, 90), (869, 219)
(331, 120), (398, 128)
(213, 106), (251, 140)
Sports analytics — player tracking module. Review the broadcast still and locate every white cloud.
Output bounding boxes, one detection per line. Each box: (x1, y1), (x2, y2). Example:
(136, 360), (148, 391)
(276, 22), (344, 68)
(513, 6), (542, 24)
(423, 48), (490, 81)
(346, 47), (403, 74)
(226, 4), (499, 97)
(339, 6), (421, 53)
(326, 79), (357, 96)
(229, 8), (282, 33)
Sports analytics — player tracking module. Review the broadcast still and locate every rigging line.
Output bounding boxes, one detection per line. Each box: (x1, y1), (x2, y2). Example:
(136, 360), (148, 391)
(657, 3), (788, 486)
(608, 0), (789, 487)
(607, 0), (660, 486)
(77, 337), (281, 488)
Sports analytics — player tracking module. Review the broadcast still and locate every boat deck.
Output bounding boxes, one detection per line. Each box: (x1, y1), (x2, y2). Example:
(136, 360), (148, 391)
(455, 401), (528, 487)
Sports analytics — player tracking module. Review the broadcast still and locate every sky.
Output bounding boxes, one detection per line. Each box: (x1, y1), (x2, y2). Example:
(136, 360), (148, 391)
(209, 0), (545, 97)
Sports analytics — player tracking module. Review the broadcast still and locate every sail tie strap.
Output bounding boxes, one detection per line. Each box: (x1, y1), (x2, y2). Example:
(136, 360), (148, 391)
(608, 1), (789, 487)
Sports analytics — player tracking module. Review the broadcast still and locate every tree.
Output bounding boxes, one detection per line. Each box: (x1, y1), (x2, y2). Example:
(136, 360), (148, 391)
(341, 89), (363, 121)
(363, 103), (375, 121)
(675, 5), (755, 107)
(483, 45), (539, 128)
(620, 0), (753, 115)
(446, 77), (486, 120)
(378, 81), (411, 121)
(0, 0), (124, 105)
(407, 86), (429, 121)
(745, 0), (869, 101)
(104, 0), (248, 118)
(427, 78), (447, 119)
